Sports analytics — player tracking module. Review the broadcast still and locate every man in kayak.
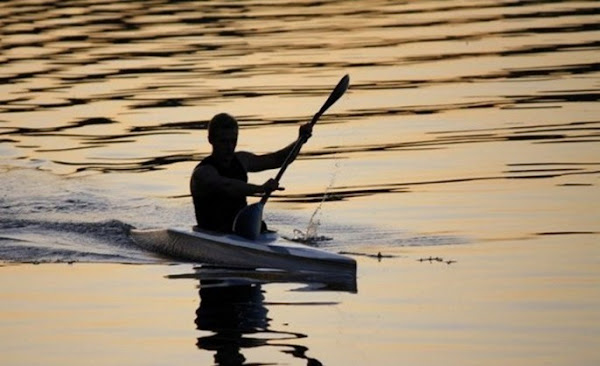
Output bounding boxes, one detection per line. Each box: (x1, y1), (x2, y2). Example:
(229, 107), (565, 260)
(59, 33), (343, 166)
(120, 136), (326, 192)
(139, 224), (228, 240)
(191, 113), (312, 233)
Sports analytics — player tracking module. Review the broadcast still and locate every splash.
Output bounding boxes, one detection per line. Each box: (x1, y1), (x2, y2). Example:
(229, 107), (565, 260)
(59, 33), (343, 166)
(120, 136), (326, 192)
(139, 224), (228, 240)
(291, 163), (340, 244)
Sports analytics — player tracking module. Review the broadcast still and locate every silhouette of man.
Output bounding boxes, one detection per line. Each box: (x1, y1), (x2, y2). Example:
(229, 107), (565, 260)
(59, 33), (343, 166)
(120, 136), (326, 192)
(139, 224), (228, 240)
(191, 113), (312, 233)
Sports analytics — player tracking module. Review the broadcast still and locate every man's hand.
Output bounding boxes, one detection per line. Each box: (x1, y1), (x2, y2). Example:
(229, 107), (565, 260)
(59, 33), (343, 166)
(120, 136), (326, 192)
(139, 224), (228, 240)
(262, 178), (284, 193)
(299, 123), (313, 141)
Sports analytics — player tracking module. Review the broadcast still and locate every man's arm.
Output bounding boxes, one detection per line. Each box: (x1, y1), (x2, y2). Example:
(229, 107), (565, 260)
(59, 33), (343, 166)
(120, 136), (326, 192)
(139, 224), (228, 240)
(237, 144), (295, 173)
(192, 164), (279, 197)
(239, 123), (313, 173)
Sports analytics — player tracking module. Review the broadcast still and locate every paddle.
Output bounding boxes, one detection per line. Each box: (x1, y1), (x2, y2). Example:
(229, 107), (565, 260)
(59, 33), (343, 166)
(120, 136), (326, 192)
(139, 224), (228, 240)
(233, 74), (350, 240)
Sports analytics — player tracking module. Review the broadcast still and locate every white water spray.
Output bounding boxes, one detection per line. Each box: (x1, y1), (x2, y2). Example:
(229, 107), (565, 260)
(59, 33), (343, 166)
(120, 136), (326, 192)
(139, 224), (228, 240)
(293, 162), (340, 243)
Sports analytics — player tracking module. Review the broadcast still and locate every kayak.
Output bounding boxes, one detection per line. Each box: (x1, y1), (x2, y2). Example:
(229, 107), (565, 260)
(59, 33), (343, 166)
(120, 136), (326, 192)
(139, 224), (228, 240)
(130, 227), (356, 273)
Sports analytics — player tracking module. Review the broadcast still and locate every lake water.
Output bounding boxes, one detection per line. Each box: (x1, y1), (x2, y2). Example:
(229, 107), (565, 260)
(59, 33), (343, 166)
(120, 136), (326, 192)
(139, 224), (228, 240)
(1, 0), (599, 365)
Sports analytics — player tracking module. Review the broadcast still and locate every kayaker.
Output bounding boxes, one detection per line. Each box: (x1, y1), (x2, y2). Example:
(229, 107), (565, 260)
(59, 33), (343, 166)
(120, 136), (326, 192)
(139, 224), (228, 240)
(191, 113), (312, 233)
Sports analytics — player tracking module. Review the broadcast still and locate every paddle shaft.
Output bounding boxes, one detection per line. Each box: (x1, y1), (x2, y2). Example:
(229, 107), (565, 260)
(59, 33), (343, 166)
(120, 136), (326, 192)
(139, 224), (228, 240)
(260, 74), (350, 204)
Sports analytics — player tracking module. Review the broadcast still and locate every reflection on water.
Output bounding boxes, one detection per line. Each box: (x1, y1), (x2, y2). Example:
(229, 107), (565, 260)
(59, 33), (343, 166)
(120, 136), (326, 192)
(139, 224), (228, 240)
(169, 267), (356, 365)
(196, 284), (270, 365)
(196, 284), (323, 366)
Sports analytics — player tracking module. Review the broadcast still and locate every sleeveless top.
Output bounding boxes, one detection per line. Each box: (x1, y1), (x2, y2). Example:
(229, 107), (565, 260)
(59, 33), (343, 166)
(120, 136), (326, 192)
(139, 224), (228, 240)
(190, 155), (248, 233)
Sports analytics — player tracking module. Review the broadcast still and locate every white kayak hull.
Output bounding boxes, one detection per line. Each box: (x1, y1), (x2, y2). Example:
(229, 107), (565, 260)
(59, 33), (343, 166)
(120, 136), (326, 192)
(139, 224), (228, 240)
(130, 227), (356, 273)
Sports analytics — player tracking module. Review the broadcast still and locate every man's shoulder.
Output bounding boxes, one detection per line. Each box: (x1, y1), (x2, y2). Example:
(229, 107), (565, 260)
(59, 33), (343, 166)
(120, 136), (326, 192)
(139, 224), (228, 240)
(192, 161), (217, 179)
(235, 151), (253, 167)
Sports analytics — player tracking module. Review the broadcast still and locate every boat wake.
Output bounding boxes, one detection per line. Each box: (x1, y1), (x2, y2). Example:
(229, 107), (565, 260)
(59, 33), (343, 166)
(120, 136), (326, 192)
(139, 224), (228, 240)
(0, 218), (156, 264)
(0, 167), (185, 264)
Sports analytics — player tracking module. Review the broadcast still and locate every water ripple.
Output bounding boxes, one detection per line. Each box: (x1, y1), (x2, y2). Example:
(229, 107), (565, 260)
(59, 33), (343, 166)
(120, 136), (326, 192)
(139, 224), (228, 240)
(1, 0), (598, 201)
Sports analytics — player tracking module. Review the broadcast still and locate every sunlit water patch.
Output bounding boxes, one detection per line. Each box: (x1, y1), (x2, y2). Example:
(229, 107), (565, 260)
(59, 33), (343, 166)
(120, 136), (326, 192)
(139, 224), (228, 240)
(1, 0), (599, 262)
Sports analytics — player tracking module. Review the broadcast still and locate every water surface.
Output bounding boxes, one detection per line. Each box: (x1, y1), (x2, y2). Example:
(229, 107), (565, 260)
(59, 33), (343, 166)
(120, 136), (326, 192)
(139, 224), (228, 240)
(1, 0), (599, 364)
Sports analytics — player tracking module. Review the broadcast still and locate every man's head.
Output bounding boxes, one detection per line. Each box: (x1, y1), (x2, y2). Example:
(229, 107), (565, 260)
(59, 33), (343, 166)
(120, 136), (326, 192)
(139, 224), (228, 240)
(208, 113), (239, 165)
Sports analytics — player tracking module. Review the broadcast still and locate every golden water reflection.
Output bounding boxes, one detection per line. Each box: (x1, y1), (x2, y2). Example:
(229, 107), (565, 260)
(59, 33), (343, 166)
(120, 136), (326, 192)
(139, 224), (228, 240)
(1, 0), (599, 364)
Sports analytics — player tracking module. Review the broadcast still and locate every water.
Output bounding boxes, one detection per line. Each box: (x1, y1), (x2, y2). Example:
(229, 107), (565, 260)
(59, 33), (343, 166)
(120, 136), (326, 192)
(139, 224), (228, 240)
(1, 0), (599, 364)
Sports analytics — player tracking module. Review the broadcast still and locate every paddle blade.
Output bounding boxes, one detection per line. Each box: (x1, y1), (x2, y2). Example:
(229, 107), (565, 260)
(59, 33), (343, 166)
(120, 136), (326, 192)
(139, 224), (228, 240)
(313, 74), (350, 122)
(232, 202), (264, 240)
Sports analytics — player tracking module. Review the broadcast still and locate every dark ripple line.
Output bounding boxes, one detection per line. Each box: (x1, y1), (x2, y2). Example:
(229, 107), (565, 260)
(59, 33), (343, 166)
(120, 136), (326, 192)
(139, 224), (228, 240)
(52, 151), (205, 173)
(430, 121), (600, 135)
(508, 162), (600, 166)
(342, 89), (600, 122)
(303, 122), (600, 158)
(269, 168), (599, 203)
(351, 61), (600, 95)
(0, 117), (116, 136)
